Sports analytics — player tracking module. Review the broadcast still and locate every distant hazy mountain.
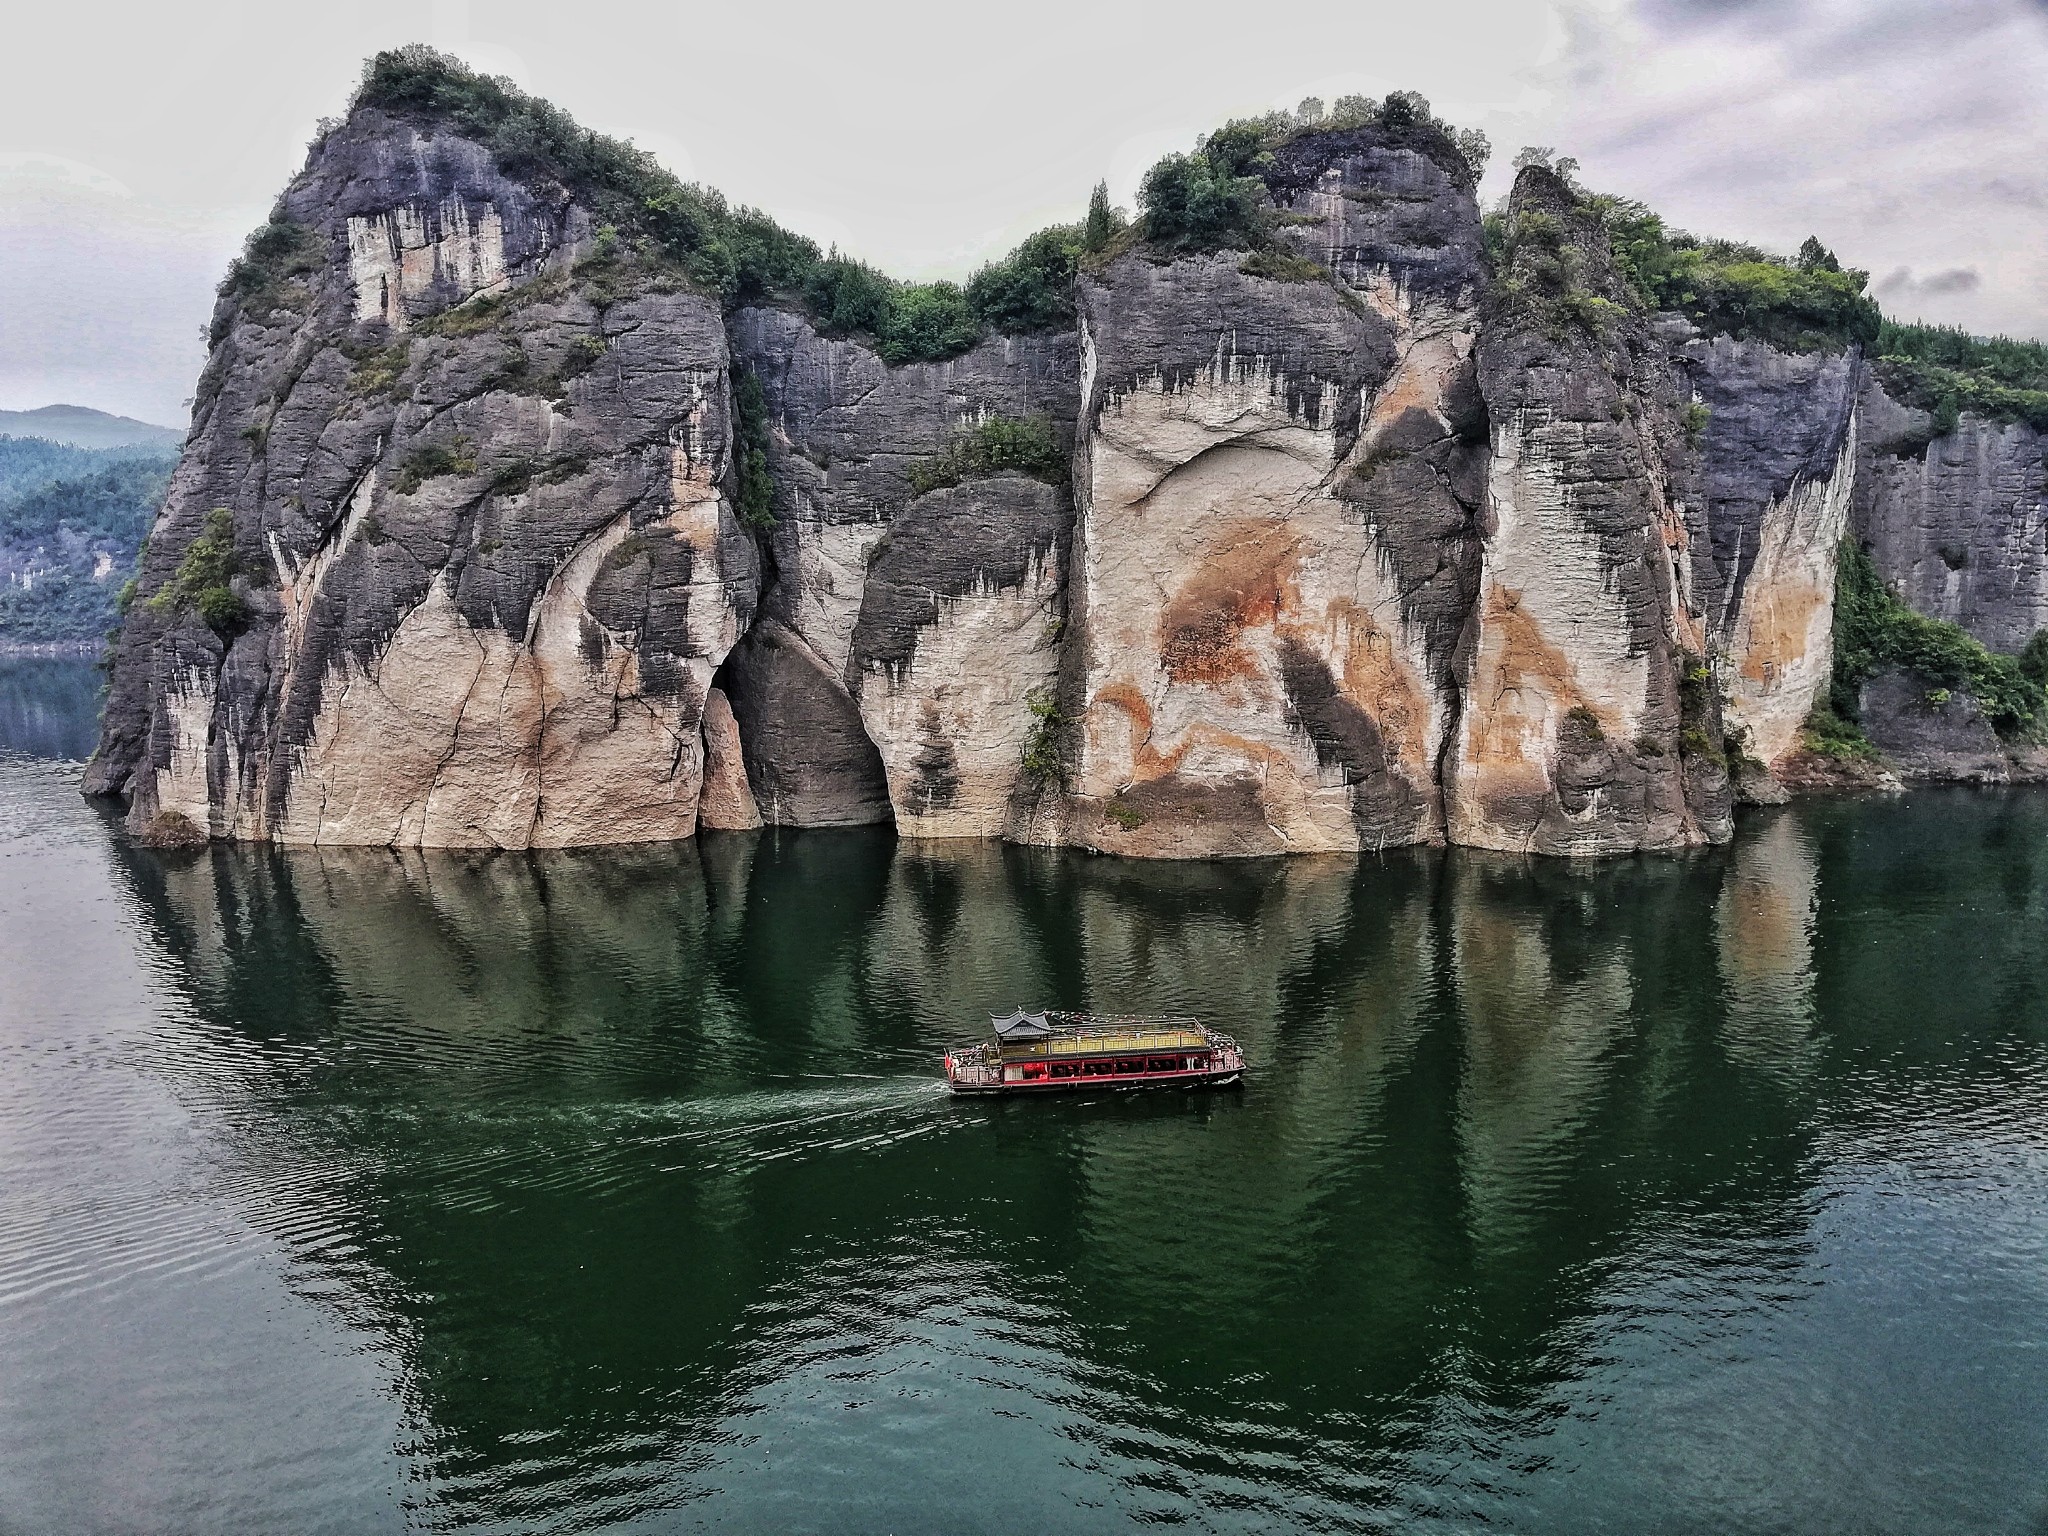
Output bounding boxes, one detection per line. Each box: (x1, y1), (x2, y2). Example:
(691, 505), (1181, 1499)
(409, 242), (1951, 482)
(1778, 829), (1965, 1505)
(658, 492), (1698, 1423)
(0, 436), (175, 650)
(0, 405), (182, 452)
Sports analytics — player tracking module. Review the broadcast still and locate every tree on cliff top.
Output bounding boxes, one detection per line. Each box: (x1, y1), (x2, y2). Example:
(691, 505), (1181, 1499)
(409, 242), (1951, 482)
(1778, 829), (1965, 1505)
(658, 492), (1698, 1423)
(1872, 320), (2048, 433)
(1138, 142), (1268, 253)
(1587, 194), (1882, 352)
(1137, 90), (1487, 256)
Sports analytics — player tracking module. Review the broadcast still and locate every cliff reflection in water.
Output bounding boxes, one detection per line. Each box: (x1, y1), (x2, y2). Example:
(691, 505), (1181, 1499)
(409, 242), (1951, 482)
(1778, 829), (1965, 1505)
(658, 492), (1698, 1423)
(103, 797), (2048, 1529)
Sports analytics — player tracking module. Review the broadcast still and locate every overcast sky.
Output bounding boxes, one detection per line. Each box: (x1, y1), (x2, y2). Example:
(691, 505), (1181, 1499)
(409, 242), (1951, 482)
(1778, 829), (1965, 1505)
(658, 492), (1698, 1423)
(3, 0), (2043, 426)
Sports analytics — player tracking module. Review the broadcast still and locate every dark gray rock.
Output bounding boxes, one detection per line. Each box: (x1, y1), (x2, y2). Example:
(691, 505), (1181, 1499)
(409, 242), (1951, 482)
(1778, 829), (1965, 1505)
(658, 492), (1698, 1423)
(728, 307), (1077, 533)
(720, 618), (893, 826)
(1682, 334), (1861, 622)
(1858, 666), (2012, 783)
(849, 476), (1065, 682)
(1853, 382), (2048, 655)
(1079, 251), (1391, 454)
(1261, 119), (1485, 300)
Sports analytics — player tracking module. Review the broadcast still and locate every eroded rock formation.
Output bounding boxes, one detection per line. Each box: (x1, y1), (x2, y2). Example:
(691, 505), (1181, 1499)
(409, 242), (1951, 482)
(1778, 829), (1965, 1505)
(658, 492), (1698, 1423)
(86, 84), (2040, 860)
(1853, 389), (2048, 655)
(88, 109), (758, 848)
(1067, 124), (1486, 857)
(726, 307), (1077, 837)
(1454, 167), (1731, 855)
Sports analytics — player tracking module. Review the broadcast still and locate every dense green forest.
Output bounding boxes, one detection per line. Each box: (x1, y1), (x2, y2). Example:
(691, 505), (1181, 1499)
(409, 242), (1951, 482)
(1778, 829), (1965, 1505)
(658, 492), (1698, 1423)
(0, 437), (162, 503)
(0, 438), (172, 648)
(1871, 321), (2048, 432)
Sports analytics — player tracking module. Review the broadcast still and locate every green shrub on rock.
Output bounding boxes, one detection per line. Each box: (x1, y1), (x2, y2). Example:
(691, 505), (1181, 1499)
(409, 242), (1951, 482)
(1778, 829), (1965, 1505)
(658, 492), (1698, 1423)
(730, 367), (777, 529)
(146, 508), (245, 635)
(1801, 704), (1881, 761)
(1588, 197), (1881, 352)
(1020, 687), (1066, 785)
(217, 220), (324, 336)
(906, 416), (1063, 497)
(1829, 539), (2044, 734)
(392, 437), (478, 495)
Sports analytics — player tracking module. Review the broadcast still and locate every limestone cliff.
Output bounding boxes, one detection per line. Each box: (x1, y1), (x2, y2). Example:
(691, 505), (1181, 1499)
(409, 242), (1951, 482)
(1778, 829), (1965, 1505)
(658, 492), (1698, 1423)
(1853, 386), (2048, 655)
(1682, 335), (1861, 770)
(1451, 166), (1736, 853)
(724, 307), (1077, 837)
(86, 62), (2042, 859)
(87, 108), (758, 847)
(1066, 121), (1484, 857)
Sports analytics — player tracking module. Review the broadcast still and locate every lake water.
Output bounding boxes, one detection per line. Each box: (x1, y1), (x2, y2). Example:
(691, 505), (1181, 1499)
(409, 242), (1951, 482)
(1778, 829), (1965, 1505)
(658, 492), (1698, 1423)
(3, 659), (2045, 1534)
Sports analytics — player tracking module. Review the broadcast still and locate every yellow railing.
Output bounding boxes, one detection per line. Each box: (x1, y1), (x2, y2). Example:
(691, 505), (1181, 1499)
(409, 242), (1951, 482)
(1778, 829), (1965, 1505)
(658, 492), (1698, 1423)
(996, 1022), (1213, 1060)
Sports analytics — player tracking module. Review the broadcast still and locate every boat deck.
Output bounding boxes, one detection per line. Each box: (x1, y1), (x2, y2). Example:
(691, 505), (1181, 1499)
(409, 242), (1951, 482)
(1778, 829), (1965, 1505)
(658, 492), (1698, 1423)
(944, 1014), (1245, 1095)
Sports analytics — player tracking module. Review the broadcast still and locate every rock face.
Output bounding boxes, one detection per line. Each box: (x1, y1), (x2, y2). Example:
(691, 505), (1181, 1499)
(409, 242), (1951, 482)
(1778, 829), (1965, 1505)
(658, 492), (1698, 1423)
(1683, 336), (1861, 770)
(1853, 387), (2048, 655)
(725, 308), (1077, 838)
(86, 109), (758, 848)
(1857, 666), (2014, 782)
(1067, 122), (1485, 857)
(86, 93), (2041, 860)
(696, 687), (761, 830)
(1451, 167), (1731, 854)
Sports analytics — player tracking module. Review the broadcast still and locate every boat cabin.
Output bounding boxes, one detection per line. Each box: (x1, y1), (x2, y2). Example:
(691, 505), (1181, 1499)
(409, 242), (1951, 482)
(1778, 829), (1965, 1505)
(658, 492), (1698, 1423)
(945, 1010), (1244, 1094)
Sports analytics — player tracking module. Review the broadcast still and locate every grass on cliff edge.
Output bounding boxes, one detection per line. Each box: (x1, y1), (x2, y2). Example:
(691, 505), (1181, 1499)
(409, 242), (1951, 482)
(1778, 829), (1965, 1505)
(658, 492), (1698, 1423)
(345, 46), (1081, 363)
(1480, 167), (1883, 354)
(1496, 166), (2045, 412)
(1872, 321), (2048, 434)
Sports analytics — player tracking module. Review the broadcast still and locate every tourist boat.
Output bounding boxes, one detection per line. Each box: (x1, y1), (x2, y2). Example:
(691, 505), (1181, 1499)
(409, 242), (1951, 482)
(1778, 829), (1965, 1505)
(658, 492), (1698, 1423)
(944, 1009), (1246, 1095)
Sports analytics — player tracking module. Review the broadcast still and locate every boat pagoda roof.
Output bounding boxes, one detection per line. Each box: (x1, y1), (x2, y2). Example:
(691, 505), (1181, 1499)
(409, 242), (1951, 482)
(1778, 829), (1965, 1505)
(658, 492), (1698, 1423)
(990, 1008), (1053, 1040)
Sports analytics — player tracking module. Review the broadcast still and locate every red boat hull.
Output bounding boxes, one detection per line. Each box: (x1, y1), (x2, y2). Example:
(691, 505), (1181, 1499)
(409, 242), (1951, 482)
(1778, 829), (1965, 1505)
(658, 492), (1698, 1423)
(946, 1065), (1244, 1095)
(944, 1043), (1246, 1095)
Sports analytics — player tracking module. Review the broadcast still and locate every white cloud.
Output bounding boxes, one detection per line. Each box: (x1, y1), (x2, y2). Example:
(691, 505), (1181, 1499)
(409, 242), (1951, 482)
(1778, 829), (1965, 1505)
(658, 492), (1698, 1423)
(1536, 0), (2048, 339)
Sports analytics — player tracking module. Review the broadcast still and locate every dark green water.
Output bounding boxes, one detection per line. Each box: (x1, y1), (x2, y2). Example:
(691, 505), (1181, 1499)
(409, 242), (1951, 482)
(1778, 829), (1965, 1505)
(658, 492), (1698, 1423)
(0, 657), (103, 761)
(3, 677), (2046, 1533)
